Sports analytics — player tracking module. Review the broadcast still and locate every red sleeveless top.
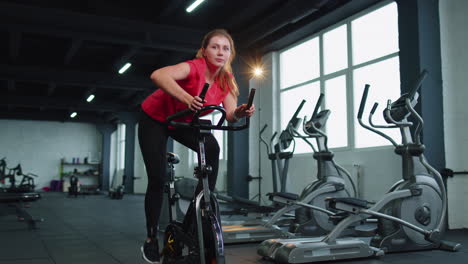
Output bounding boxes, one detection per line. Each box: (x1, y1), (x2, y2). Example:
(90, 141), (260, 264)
(142, 57), (232, 123)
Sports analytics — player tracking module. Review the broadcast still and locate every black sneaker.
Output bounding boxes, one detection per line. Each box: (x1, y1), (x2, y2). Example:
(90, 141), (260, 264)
(141, 239), (160, 264)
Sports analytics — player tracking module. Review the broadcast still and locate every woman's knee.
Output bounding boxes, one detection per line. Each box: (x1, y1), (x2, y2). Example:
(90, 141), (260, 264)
(147, 176), (166, 192)
(205, 138), (220, 157)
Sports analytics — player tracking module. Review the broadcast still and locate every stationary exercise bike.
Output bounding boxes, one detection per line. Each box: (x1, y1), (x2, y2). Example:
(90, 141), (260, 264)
(161, 83), (255, 264)
(262, 70), (461, 264)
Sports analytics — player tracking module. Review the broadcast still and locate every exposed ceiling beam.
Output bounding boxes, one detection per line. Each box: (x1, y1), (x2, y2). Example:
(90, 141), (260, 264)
(0, 2), (204, 53)
(64, 39), (83, 65)
(156, 0), (186, 21)
(7, 80), (15, 91)
(9, 31), (21, 62)
(258, 0), (381, 53)
(47, 82), (56, 96)
(0, 64), (152, 91)
(0, 111), (107, 124)
(1, 95), (135, 112)
(237, 0), (324, 48)
(1, 22), (198, 54)
(118, 90), (136, 100)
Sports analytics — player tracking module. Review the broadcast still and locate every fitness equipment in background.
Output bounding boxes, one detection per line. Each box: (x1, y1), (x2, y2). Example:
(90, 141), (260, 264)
(109, 175), (127, 200)
(262, 70), (461, 264)
(1, 162), (38, 193)
(68, 175), (80, 197)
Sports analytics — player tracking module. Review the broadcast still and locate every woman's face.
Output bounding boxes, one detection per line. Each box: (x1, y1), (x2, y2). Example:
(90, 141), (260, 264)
(203, 35), (231, 69)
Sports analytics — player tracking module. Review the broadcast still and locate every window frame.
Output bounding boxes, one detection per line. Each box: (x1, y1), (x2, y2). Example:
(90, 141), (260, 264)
(277, 0), (399, 154)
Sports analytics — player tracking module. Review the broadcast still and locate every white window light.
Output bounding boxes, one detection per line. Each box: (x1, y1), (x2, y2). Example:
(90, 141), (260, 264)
(186, 0), (205, 13)
(118, 63), (132, 74)
(86, 94), (95, 102)
(70, 112), (77, 118)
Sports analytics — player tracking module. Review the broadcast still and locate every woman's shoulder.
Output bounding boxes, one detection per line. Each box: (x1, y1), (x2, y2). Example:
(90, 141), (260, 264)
(182, 57), (205, 77)
(186, 57), (206, 69)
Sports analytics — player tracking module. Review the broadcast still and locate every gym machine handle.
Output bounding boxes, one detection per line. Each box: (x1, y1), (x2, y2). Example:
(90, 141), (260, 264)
(166, 83), (210, 121)
(370, 102), (379, 115)
(312, 93), (324, 119)
(292, 100), (306, 124)
(260, 124), (268, 134)
(357, 84), (370, 119)
(408, 69), (428, 99)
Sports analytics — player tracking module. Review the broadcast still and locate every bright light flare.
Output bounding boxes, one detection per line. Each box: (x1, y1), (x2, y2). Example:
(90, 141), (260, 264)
(253, 67), (263, 77)
(70, 112), (77, 118)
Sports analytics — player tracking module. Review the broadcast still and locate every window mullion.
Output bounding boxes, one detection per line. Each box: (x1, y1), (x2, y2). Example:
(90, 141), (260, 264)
(347, 21), (355, 149)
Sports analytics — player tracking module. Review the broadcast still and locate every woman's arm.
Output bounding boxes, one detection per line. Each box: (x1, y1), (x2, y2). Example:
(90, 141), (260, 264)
(223, 92), (255, 123)
(150, 62), (204, 111)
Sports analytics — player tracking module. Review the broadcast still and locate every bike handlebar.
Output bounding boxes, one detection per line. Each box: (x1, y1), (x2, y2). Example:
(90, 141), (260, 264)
(166, 86), (256, 131)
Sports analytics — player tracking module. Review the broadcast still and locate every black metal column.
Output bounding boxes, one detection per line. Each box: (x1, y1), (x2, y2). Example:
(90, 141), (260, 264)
(118, 112), (139, 194)
(96, 123), (116, 191)
(397, 0), (445, 170)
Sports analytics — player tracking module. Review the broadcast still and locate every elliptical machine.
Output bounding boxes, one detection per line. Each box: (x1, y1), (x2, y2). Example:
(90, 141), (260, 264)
(265, 94), (357, 235)
(257, 94), (358, 258)
(161, 84), (255, 264)
(262, 70), (461, 264)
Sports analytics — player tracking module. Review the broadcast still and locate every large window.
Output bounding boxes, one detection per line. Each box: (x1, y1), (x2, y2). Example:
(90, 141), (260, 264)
(279, 1), (400, 152)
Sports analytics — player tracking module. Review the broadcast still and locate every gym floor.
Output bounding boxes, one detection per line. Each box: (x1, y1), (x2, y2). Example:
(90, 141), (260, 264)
(1, 193), (467, 264)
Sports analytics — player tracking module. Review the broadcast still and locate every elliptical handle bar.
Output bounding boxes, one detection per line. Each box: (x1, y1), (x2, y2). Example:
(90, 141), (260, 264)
(370, 102), (378, 115)
(292, 99), (307, 123)
(311, 93), (324, 119)
(357, 84), (370, 119)
(408, 69), (428, 99)
(357, 84), (398, 147)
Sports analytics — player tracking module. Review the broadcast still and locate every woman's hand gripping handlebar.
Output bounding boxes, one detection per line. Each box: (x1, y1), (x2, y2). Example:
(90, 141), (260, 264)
(166, 85), (256, 131)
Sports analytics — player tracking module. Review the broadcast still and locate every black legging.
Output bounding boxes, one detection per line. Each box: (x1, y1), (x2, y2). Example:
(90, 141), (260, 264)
(138, 111), (220, 238)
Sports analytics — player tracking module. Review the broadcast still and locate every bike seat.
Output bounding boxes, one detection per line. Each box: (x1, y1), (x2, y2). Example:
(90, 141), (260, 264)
(167, 152), (180, 164)
(327, 197), (371, 209)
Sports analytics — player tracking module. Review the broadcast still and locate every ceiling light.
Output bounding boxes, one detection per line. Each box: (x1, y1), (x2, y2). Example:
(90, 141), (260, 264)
(186, 0), (205, 13)
(86, 94), (95, 102)
(118, 63), (132, 74)
(70, 112), (77, 118)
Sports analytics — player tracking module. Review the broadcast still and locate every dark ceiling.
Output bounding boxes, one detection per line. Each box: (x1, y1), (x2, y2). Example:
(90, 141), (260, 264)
(0, 0), (354, 124)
